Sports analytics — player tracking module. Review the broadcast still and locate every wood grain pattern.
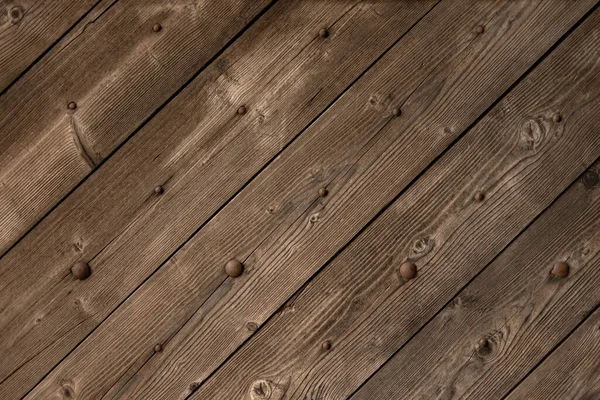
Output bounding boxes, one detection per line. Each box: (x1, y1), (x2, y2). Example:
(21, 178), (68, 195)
(352, 160), (600, 399)
(0, 0), (272, 255)
(1, 1), (442, 398)
(194, 8), (600, 399)
(0, 0), (99, 92)
(507, 307), (600, 400)
(25, 1), (599, 399)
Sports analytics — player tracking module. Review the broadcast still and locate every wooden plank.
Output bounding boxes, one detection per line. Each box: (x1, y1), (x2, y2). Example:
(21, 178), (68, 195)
(0, 1), (442, 398)
(193, 8), (600, 399)
(25, 1), (599, 399)
(351, 162), (600, 399)
(0, 0), (99, 92)
(0, 0), (273, 255)
(507, 307), (600, 400)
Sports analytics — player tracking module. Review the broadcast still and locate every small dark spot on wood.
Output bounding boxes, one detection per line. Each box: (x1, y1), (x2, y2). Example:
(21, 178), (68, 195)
(582, 169), (599, 189)
(474, 190), (485, 202)
(189, 382), (199, 391)
(154, 185), (164, 195)
(321, 340), (332, 351)
(9, 6), (23, 23)
(319, 27), (329, 38)
(246, 321), (258, 332)
(443, 126), (454, 135)
(552, 113), (562, 123)
(152, 23), (162, 32)
(154, 343), (163, 353)
(60, 380), (75, 399)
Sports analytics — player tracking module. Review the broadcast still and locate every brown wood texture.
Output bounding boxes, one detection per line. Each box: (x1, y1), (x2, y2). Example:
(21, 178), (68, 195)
(24, 1), (599, 399)
(0, 0), (442, 398)
(0, 0), (99, 92)
(352, 160), (600, 399)
(0, 0), (273, 256)
(507, 307), (600, 400)
(194, 8), (600, 398)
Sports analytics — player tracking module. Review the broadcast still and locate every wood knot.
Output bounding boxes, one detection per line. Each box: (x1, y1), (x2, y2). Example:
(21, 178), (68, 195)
(412, 236), (434, 256)
(582, 169), (599, 189)
(60, 379), (75, 398)
(520, 118), (545, 150)
(251, 380), (272, 399)
(9, 5), (23, 23)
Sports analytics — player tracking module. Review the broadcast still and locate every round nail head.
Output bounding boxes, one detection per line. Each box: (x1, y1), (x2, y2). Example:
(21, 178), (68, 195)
(392, 107), (401, 117)
(67, 101), (77, 110)
(225, 259), (244, 277)
(318, 187), (328, 197)
(71, 261), (91, 280)
(237, 105), (247, 115)
(154, 344), (163, 352)
(400, 261), (417, 280)
(476, 25), (484, 34)
(246, 322), (258, 331)
(153, 23), (162, 32)
(10, 6), (23, 21)
(321, 340), (332, 351)
(552, 261), (569, 278)
(474, 191), (485, 202)
(553, 113), (562, 123)
(319, 28), (329, 38)
(154, 185), (164, 195)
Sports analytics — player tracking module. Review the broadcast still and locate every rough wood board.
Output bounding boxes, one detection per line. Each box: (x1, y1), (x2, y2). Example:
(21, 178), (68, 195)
(26, 1), (599, 399)
(0, 0), (99, 92)
(0, 0), (272, 255)
(0, 0), (441, 398)
(195, 9), (600, 399)
(507, 307), (600, 400)
(353, 160), (600, 399)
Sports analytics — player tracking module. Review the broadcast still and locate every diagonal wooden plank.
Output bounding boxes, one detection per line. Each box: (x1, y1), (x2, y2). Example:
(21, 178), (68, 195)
(0, 1), (442, 398)
(0, 0), (274, 256)
(0, 0), (102, 93)
(194, 7), (600, 399)
(507, 306), (600, 400)
(25, 1), (599, 399)
(351, 161), (600, 399)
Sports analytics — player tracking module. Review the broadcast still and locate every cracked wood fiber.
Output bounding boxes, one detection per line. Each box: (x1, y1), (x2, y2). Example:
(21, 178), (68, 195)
(0, 0), (442, 398)
(196, 7), (600, 399)
(0, 0), (272, 256)
(24, 0), (599, 399)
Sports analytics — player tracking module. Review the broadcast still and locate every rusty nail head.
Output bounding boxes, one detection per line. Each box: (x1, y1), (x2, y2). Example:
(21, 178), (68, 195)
(225, 259), (244, 277)
(321, 340), (332, 351)
(319, 28), (329, 38)
(153, 23), (162, 32)
(400, 261), (417, 280)
(68, 101), (77, 110)
(318, 187), (328, 197)
(553, 113), (562, 123)
(71, 261), (91, 280)
(154, 344), (163, 352)
(552, 261), (569, 278)
(237, 105), (247, 115)
(154, 185), (164, 195)
(474, 191), (485, 202)
(476, 25), (484, 34)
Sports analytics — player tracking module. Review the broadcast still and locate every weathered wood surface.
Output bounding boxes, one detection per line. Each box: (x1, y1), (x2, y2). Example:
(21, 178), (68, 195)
(0, 0), (443, 398)
(352, 159), (600, 399)
(194, 8), (600, 398)
(507, 307), (600, 400)
(25, 1), (599, 399)
(0, 0), (273, 256)
(0, 0), (99, 92)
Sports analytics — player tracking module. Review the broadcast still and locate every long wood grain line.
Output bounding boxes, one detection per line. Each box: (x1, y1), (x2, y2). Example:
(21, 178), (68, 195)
(0, 1), (444, 398)
(0, 0), (105, 93)
(191, 7), (600, 398)
(0, 0), (276, 257)
(505, 306), (600, 399)
(23, 1), (599, 399)
(353, 161), (600, 400)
